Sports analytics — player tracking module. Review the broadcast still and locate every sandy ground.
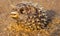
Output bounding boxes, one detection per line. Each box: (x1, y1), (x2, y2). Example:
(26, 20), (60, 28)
(0, 0), (60, 36)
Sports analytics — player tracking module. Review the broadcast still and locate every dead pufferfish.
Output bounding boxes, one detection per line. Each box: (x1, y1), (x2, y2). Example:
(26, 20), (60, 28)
(10, 2), (53, 30)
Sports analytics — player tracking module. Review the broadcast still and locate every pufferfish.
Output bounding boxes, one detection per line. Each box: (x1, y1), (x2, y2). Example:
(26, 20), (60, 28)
(10, 2), (53, 30)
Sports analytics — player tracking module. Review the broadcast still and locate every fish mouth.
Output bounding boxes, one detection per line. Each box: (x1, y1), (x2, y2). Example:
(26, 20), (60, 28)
(10, 11), (19, 19)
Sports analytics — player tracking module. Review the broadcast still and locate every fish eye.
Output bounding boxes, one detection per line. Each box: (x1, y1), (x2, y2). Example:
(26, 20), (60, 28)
(20, 8), (24, 14)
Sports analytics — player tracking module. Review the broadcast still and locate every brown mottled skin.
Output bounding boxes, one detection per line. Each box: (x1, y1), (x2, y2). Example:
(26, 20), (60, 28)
(10, 2), (52, 30)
